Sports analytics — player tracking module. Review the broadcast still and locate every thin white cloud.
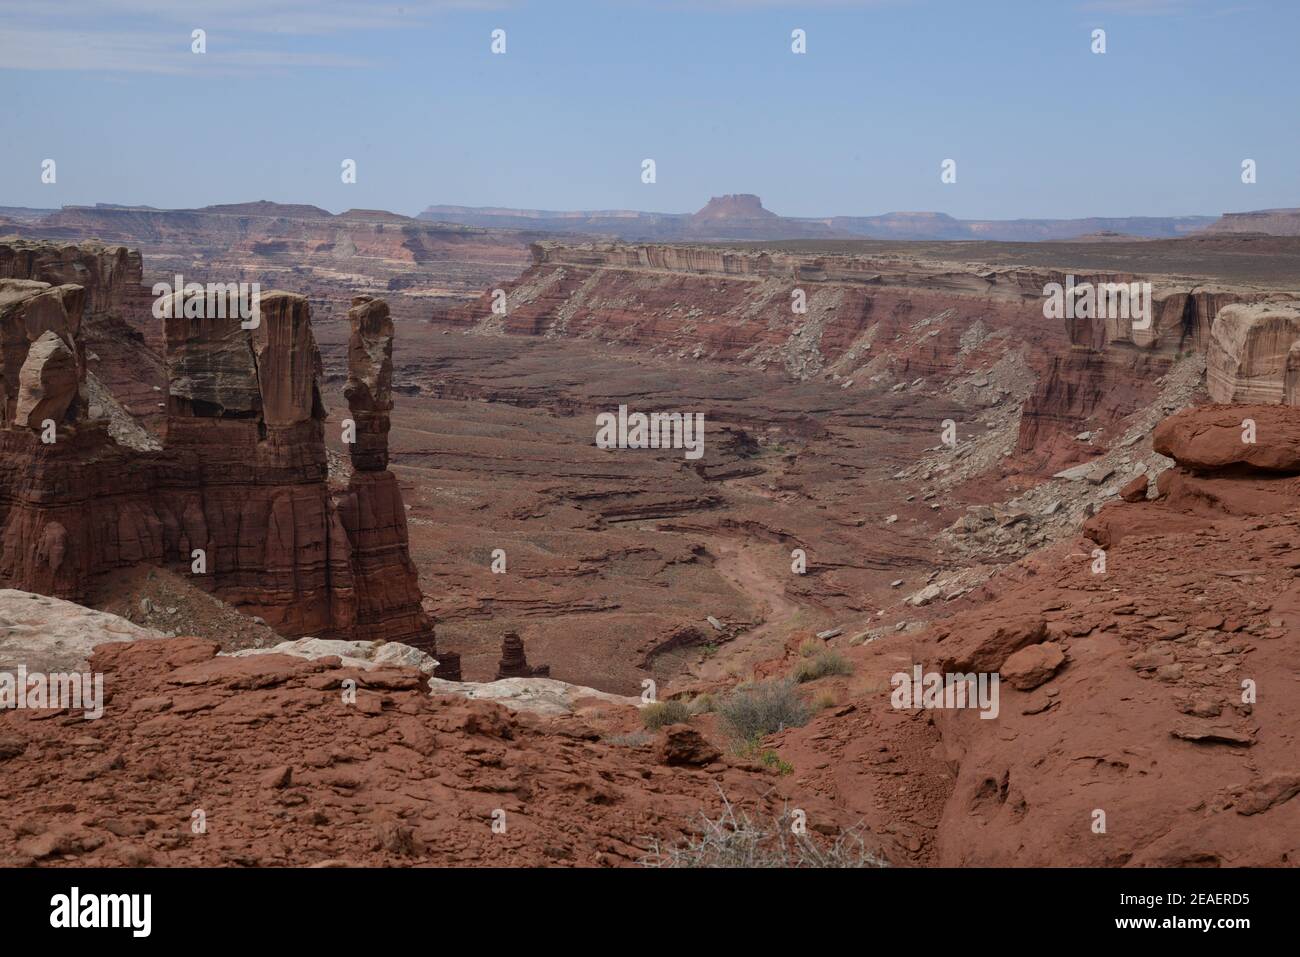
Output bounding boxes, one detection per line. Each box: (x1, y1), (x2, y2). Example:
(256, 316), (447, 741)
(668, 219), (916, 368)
(1077, 0), (1193, 13)
(0, 0), (512, 73)
(0, 28), (370, 74)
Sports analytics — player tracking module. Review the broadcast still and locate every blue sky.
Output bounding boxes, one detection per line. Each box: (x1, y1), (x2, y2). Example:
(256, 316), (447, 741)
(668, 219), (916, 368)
(2, 0), (1296, 219)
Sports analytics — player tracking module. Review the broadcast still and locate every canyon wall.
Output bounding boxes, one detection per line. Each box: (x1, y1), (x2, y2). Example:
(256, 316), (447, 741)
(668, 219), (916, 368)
(0, 244), (442, 661)
(5, 203), (540, 322)
(1205, 302), (1300, 405)
(0, 240), (150, 322)
(437, 241), (1297, 474)
(0, 239), (167, 424)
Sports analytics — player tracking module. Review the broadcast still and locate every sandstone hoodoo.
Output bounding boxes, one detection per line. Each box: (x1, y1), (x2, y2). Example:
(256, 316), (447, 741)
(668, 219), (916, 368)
(344, 295), (395, 472)
(0, 242), (441, 659)
(495, 631), (550, 680)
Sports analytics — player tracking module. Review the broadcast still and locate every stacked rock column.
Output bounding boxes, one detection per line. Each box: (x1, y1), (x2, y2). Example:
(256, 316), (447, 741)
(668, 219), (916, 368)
(343, 296), (460, 679)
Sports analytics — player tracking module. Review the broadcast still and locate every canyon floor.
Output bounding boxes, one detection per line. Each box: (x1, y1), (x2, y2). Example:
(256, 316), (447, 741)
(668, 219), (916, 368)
(311, 327), (966, 694)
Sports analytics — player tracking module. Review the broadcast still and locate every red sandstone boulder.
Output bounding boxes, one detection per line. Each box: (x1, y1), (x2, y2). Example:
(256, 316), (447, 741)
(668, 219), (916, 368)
(0, 278), (87, 427)
(14, 331), (78, 428)
(1119, 473), (1149, 502)
(936, 615), (1049, 674)
(1153, 404), (1300, 472)
(1000, 641), (1065, 691)
(655, 724), (720, 767)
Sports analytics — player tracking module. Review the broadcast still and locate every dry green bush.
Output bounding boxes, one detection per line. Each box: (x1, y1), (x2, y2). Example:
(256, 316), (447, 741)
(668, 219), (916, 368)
(640, 699), (691, 730)
(792, 650), (853, 683)
(716, 679), (810, 743)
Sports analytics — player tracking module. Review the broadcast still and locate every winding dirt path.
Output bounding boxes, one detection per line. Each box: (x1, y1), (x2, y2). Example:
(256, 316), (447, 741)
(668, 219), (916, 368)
(684, 537), (824, 685)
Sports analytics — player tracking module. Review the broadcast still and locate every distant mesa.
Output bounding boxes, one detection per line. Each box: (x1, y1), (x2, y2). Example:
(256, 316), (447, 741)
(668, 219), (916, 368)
(690, 193), (777, 221)
(7, 198), (1298, 247)
(419, 194), (833, 241)
(1200, 207), (1300, 237)
(417, 196), (1232, 243)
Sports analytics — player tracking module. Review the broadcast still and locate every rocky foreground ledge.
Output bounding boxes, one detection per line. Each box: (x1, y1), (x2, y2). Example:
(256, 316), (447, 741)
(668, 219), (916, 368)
(0, 633), (825, 867)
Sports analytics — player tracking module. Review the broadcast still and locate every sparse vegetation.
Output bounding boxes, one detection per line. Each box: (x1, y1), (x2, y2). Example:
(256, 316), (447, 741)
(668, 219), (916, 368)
(604, 731), (654, 748)
(642, 792), (889, 868)
(792, 649), (853, 683)
(798, 638), (823, 658)
(735, 739), (794, 774)
(640, 699), (691, 730)
(812, 690), (838, 711)
(716, 678), (810, 743)
(687, 692), (716, 715)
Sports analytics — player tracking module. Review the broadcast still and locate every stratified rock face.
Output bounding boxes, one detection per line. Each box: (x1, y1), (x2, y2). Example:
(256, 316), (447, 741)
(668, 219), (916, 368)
(1203, 207), (1300, 236)
(253, 292), (325, 429)
(163, 299), (262, 420)
(495, 631), (550, 680)
(439, 241), (1293, 476)
(1206, 302), (1300, 405)
(333, 471), (434, 649)
(0, 241), (165, 428)
(4, 206), (534, 326)
(0, 241), (145, 323)
(344, 295), (393, 471)
(0, 255), (435, 655)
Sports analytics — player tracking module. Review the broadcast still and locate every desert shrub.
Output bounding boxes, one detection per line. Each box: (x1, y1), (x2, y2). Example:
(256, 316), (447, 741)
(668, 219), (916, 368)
(687, 692), (716, 715)
(716, 679), (810, 743)
(640, 699), (691, 730)
(757, 749), (794, 775)
(792, 650), (853, 683)
(641, 792), (889, 869)
(812, 690), (838, 711)
(798, 638), (823, 658)
(734, 739), (794, 774)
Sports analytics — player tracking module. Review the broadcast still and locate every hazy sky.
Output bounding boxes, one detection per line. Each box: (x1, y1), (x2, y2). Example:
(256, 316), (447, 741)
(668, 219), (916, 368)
(2, 0), (1296, 219)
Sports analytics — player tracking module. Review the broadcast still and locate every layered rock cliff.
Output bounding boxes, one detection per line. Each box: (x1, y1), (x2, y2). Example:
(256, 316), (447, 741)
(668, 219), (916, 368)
(436, 240), (1298, 476)
(6, 203), (539, 322)
(1205, 302), (1300, 405)
(0, 247), (441, 659)
(0, 239), (165, 426)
